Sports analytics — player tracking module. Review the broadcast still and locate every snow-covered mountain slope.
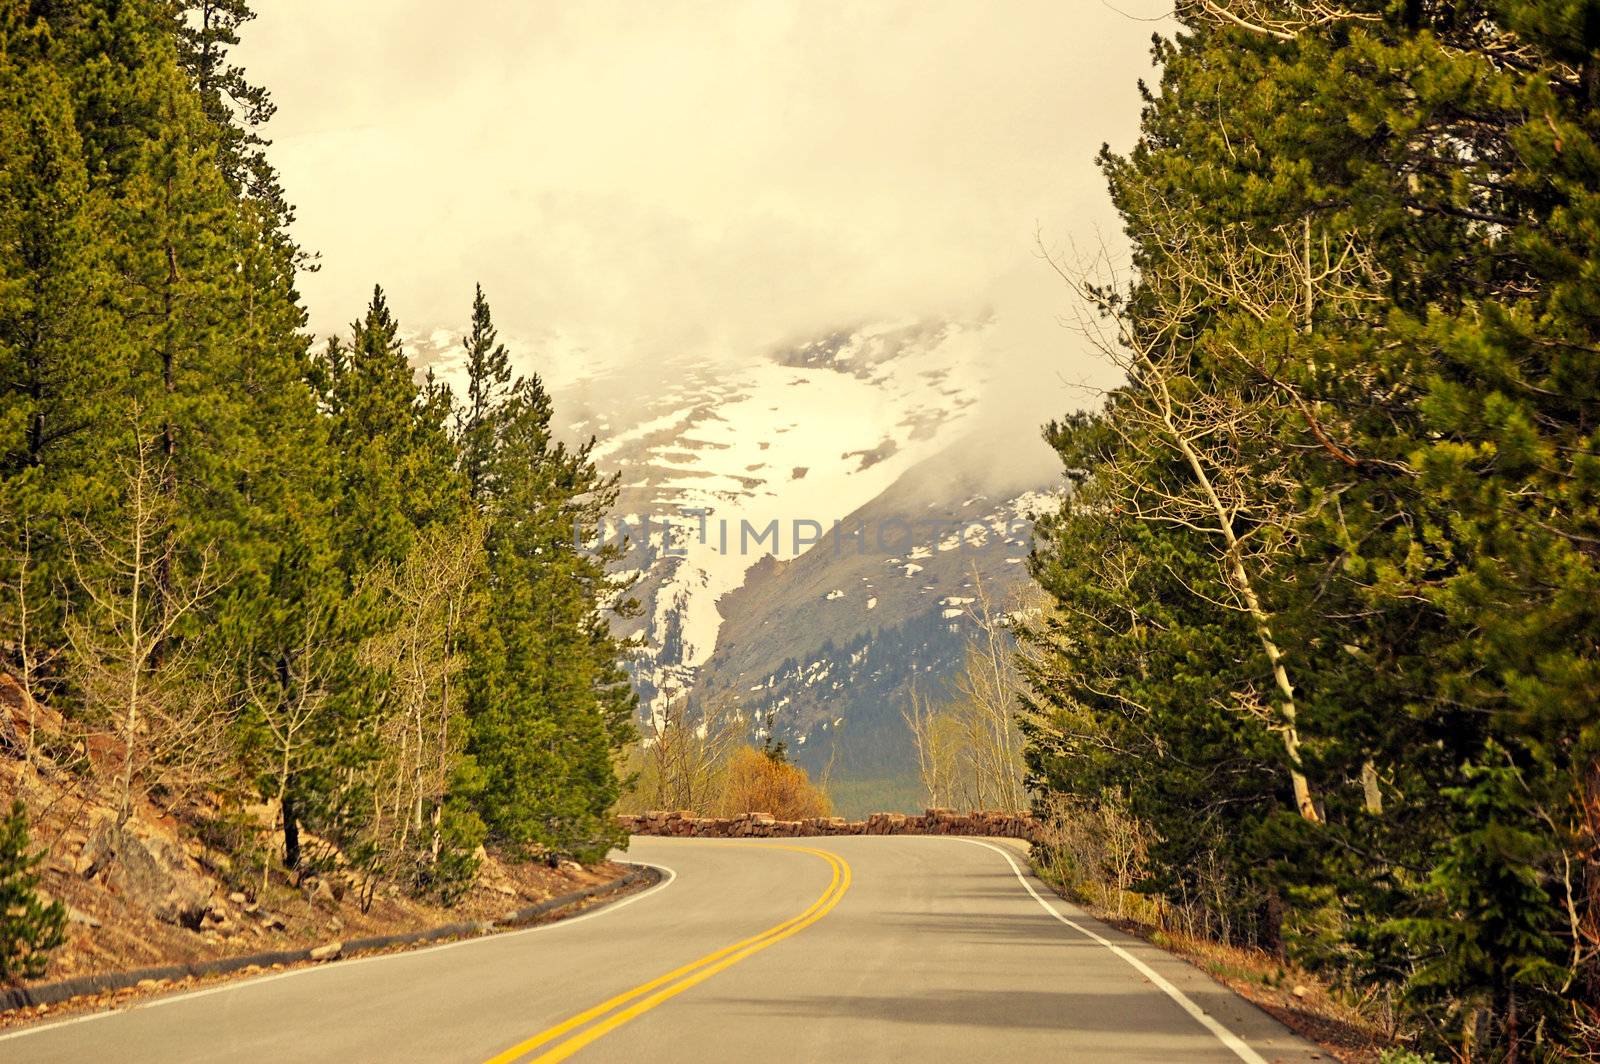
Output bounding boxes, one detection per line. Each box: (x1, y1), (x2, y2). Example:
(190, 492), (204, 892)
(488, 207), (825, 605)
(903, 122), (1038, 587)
(570, 320), (997, 715)
(402, 317), (1060, 812)
(692, 445), (1058, 813)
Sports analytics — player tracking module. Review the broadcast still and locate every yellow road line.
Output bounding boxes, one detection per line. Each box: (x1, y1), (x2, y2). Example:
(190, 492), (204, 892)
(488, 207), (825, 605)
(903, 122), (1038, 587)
(482, 845), (850, 1064)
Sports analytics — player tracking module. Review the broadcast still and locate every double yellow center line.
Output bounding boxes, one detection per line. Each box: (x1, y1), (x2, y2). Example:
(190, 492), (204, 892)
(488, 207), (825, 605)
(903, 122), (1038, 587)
(483, 845), (851, 1064)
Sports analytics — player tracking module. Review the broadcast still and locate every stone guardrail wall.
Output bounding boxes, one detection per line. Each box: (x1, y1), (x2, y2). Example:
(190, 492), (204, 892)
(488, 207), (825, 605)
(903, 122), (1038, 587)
(619, 808), (1039, 841)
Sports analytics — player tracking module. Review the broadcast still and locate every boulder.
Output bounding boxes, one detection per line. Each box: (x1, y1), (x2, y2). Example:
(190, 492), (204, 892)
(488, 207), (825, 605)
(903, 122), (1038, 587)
(308, 941), (342, 962)
(67, 905), (101, 928)
(80, 817), (214, 929)
(204, 909), (237, 936)
(304, 876), (337, 908)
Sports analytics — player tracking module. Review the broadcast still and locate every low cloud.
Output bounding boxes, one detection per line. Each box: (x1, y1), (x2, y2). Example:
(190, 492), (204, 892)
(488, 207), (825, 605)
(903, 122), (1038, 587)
(242, 0), (1167, 474)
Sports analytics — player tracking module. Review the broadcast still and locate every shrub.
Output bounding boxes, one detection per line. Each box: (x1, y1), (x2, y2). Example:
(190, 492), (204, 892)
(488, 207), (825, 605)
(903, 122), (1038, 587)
(716, 746), (832, 820)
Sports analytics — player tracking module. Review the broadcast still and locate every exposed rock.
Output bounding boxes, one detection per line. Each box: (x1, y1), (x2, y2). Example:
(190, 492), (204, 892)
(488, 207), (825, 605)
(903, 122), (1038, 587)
(0, 673), (63, 751)
(474, 849), (521, 897)
(304, 877), (337, 908)
(79, 817), (215, 929)
(308, 941), (342, 962)
(203, 907), (237, 935)
(228, 891), (247, 905)
(36, 888), (102, 929)
(67, 905), (101, 929)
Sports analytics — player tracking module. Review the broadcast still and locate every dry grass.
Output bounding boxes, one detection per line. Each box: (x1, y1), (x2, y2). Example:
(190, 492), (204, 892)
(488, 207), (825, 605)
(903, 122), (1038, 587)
(1029, 854), (1400, 1063)
(1138, 924), (1395, 1063)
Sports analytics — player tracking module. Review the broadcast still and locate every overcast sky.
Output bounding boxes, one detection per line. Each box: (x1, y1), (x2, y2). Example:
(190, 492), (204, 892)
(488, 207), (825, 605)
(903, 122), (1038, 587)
(240, 1), (1164, 442)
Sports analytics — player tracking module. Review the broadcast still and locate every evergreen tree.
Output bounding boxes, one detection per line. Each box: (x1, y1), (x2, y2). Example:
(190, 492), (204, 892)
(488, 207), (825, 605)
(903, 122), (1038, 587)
(318, 285), (464, 579)
(1024, 4), (1600, 1054)
(462, 330), (635, 862)
(172, 0), (298, 252)
(455, 283), (513, 503)
(0, 0), (636, 933)
(0, 10), (119, 678)
(0, 800), (66, 982)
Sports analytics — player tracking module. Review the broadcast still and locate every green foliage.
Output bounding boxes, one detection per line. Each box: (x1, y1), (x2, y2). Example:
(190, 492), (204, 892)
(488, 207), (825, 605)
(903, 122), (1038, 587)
(454, 283), (514, 503)
(1024, 4), (1600, 1056)
(0, 800), (66, 982)
(0, 1), (635, 908)
(461, 332), (637, 862)
(1377, 1049), (1442, 1064)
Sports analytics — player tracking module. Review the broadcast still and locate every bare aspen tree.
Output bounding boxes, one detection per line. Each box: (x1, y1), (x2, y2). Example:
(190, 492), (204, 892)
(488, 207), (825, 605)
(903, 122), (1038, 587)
(625, 692), (743, 814)
(67, 420), (225, 824)
(359, 515), (484, 878)
(1049, 203), (1387, 824)
(902, 574), (1031, 813)
(901, 684), (954, 808)
(950, 567), (1028, 812)
(242, 609), (337, 891)
(427, 518), (482, 862)
(1130, 198), (1395, 816)
(1176, 0), (1378, 41)
(0, 518), (61, 763)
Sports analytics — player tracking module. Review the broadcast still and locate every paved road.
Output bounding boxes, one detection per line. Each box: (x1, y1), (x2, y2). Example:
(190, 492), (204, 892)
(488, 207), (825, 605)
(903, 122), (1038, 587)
(2, 836), (1325, 1063)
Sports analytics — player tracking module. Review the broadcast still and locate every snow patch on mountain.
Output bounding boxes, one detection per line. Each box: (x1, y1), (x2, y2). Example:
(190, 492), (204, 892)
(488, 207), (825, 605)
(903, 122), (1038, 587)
(584, 319), (993, 712)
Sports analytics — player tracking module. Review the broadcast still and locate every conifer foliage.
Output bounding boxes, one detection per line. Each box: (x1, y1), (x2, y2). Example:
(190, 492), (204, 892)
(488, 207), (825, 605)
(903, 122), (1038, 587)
(1024, 3), (1600, 1057)
(0, 800), (65, 981)
(0, 0), (637, 918)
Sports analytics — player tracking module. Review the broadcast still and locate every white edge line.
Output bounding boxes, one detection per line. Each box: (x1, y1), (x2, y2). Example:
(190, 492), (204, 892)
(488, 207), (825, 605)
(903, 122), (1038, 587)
(0, 861), (678, 1045)
(956, 838), (1270, 1064)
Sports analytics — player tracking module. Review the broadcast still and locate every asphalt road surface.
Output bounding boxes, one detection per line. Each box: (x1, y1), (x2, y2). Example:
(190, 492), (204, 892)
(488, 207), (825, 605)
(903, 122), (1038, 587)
(3, 836), (1327, 1063)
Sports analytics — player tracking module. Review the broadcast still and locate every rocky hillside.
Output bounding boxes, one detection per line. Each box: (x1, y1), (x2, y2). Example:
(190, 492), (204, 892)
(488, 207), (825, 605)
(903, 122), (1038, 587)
(0, 677), (624, 998)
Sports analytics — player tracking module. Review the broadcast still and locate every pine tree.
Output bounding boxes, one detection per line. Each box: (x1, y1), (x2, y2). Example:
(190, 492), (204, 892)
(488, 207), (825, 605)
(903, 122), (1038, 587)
(455, 284), (513, 503)
(0, 800), (66, 982)
(461, 314), (635, 862)
(172, 0), (299, 252)
(1024, 4), (1600, 1053)
(319, 286), (464, 578)
(0, 0), (641, 923)
(0, 11), (120, 678)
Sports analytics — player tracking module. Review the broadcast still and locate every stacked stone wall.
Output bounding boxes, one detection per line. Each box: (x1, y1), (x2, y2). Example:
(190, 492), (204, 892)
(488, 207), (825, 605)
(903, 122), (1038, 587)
(619, 808), (1038, 842)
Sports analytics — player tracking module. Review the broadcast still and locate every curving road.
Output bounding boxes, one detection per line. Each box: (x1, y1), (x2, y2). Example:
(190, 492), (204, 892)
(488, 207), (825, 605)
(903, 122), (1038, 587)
(2, 836), (1324, 1063)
